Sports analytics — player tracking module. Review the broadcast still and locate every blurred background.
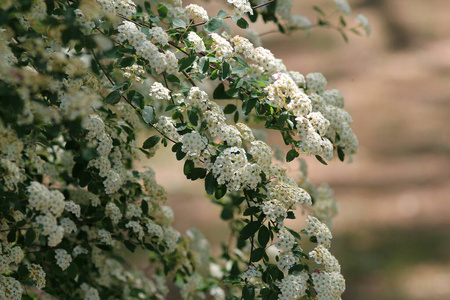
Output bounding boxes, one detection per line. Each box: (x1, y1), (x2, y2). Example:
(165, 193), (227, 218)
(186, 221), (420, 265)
(144, 1), (450, 299)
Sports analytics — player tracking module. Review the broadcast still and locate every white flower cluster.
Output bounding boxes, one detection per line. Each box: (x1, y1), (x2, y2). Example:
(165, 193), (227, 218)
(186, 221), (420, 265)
(210, 33), (234, 60)
(149, 82), (171, 102)
(55, 248), (72, 270)
(28, 264), (46, 289)
(276, 251), (299, 271)
(81, 283), (101, 300)
(180, 131), (208, 160)
(211, 147), (261, 191)
(115, 0), (136, 18)
(277, 271), (309, 300)
(187, 32), (206, 53)
(122, 64), (145, 83)
(309, 183), (338, 226)
(98, 229), (114, 245)
(311, 271), (346, 300)
(117, 21), (175, 74)
(227, 0), (253, 21)
(0, 244), (24, 273)
(275, 228), (296, 250)
(27, 182), (68, 246)
(309, 245), (341, 273)
(309, 88), (358, 156)
(184, 4), (209, 22)
(243, 265), (262, 281)
(0, 275), (23, 300)
(305, 215), (333, 248)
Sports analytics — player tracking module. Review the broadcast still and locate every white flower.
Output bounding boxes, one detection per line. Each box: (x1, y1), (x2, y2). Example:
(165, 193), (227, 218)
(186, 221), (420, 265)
(55, 249), (72, 270)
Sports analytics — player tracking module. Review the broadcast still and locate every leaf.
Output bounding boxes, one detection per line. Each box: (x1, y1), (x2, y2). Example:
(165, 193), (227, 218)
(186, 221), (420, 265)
(124, 240), (137, 252)
(215, 184), (227, 199)
(241, 221), (260, 240)
(128, 90), (145, 109)
(157, 4), (168, 18)
(337, 147), (345, 162)
(251, 248), (265, 262)
(313, 6), (326, 16)
(143, 135), (161, 149)
(66, 262), (78, 279)
(25, 228), (36, 247)
(117, 56), (135, 68)
(187, 109), (198, 126)
(221, 61), (231, 80)
(176, 147), (187, 160)
(199, 57), (209, 73)
(178, 56), (197, 72)
(286, 149), (299, 162)
(340, 16), (347, 27)
(172, 18), (186, 28)
(183, 159), (195, 176)
(237, 18), (249, 29)
(243, 206), (260, 216)
(289, 264), (307, 274)
(315, 155), (328, 165)
(244, 98), (257, 115)
(105, 90), (121, 104)
(142, 106), (156, 124)
(221, 206), (233, 220)
(243, 285), (255, 300)
(223, 104), (237, 114)
(234, 111), (239, 123)
(7, 229), (16, 243)
(217, 10), (228, 19)
(258, 225), (270, 247)
(186, 168), (207, 180)
(141, 200), (149, 216)
(204, 18), (223, 33)
(213, 83), (231, 99)
(205, 172), (216, 195)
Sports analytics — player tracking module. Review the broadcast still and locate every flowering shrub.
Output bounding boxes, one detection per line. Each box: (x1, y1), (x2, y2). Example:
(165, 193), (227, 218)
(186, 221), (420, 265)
(0, 0), (369, 299)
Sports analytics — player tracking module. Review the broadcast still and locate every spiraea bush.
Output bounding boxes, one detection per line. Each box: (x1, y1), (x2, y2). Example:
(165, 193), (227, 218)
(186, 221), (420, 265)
(0, 0), (369, 299)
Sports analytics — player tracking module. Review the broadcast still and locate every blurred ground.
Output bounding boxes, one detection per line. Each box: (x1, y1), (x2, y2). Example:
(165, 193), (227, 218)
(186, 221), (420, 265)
(143, 1), (450, 299)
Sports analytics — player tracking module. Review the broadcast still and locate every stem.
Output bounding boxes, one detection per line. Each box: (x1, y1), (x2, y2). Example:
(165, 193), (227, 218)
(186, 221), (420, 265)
(252, 0), (276, 10)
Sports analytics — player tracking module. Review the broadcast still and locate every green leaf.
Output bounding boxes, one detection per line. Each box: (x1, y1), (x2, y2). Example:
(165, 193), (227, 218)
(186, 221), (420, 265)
(288, 264), (306, 275)
(187, 109), (198, 126)
(124, 240), (137, 252)
(176, 147), (187, 160)
(117, 56), (135, 68)
(215, 184), (227, 199)
(315, 155), (328, 165)
(223, 104), (237, 114)
(213, 83), (231, 99)
(234, 111), (239, 123)
(141, 200), (149, 216)
(172, 18), (186, 28)
(251, 248), (265, 262)
(143, 135), (161, 149)
(128, 90), (145, 109)
(243, 285), (255, 300)
(237, 18), (249, 29)
(205, 172), (216, 195)
(313, 6), (326, 16)
(241, 221), (260, 240)
(199, 57), (209, 73)
(221, 61), (231, 80)
(243, 206), (260, 216)
(183, 160), (195, 176)
(340, 16), (347, 27)
(178, 56), (197, 72)
(258, 225), (270, 247)
(105, 90), (121, 104)
(244, 98), (257, 115)
(166, 74), (180, 85)
(157, 4), (168, 18)
(217, 10), (228, 19)
(204, 18), (223, 33)
(7, 229), (16, 243)
(25, 227), (36, 247)
(221, 206), (233, 220)
(142, 106), (156, 124)
(286, 149), (299, 162)
(337, 147), (345, 162)
(66, 262), (78, 279)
